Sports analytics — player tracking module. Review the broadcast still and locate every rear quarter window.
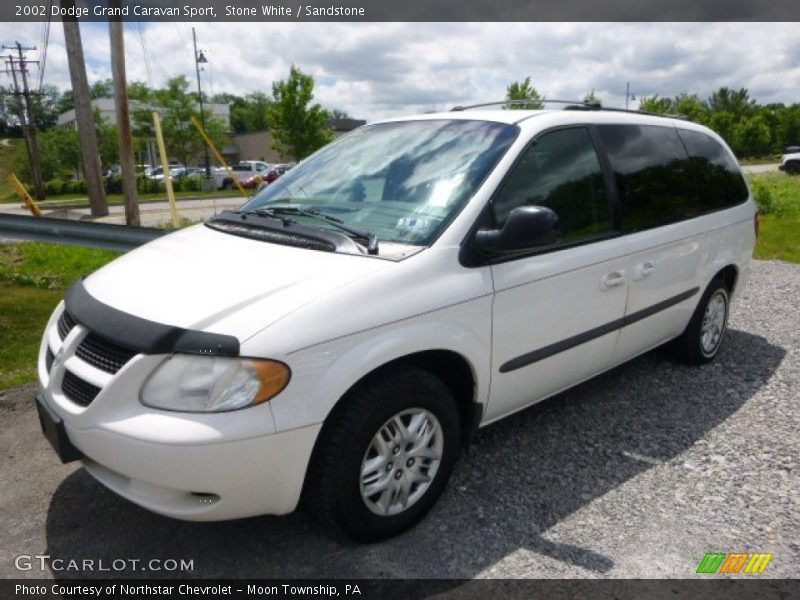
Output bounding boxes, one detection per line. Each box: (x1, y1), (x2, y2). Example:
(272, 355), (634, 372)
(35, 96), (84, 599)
(596, 124), (698, 233)
(677, 129), (749, 210)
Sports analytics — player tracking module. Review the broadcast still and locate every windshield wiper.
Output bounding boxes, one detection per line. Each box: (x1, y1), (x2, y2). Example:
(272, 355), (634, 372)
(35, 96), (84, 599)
(251, 207), (379, 255)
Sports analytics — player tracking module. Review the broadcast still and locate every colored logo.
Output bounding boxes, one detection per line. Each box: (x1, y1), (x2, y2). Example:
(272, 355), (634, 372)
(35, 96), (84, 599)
(696, 552), (773, 574)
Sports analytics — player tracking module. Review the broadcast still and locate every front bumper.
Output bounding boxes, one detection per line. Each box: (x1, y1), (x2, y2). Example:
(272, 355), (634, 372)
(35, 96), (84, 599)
(37, 389), (320, 521)
(37, 304), (320, 521)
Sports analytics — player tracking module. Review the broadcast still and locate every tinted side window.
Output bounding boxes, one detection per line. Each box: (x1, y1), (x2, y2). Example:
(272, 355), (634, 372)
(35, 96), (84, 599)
(492, 127), (612, 243)
(677, 129), (749, 210)
(597, 125), (697, 233)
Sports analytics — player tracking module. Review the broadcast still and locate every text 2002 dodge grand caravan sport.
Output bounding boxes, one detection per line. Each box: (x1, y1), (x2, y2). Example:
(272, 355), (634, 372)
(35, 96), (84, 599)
(36, 106), (756, 541)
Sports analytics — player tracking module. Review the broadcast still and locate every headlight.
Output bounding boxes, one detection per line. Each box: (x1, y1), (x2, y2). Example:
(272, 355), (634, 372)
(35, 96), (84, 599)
(141, 355), (290, 412)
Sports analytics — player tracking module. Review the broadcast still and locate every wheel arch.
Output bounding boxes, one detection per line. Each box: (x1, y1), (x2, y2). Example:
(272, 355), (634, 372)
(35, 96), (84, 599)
(321, 349), (481, 448)
(714, 263), (739, 295)
(299, 348), (481, 510)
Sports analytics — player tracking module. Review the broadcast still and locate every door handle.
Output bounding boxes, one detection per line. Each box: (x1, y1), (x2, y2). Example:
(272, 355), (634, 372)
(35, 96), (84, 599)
(634, 261), (656, 280)
(600, 270), (627, 290)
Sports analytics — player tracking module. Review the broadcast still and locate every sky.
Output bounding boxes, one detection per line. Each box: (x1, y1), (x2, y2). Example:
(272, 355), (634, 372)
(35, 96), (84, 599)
(1, 22), (799, 122)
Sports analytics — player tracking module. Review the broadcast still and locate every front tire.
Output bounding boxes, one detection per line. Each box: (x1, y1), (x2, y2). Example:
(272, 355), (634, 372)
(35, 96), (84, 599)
(305, 366), (461, 542)
(671, 277), (730, 365)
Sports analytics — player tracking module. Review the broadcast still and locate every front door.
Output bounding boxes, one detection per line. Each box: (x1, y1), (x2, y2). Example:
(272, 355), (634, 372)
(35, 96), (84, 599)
(485, 126), (629, 422)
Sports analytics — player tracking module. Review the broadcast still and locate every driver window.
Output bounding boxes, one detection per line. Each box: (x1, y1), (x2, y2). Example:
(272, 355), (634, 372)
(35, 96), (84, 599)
(492, 127), (613, 243)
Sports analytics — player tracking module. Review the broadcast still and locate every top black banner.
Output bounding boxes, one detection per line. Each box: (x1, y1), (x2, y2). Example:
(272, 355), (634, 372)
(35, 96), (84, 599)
(3, 0), (800, 22)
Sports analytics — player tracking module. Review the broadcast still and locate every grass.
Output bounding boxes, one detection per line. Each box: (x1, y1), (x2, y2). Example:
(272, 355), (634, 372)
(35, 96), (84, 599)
(0, 243), (120, 389)
(0, 188), (247, 206)
(749, 173), (800, 263)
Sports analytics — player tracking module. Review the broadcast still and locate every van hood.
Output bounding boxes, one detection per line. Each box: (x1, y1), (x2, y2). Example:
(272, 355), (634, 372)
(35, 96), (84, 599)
(82, 224), (395, 342)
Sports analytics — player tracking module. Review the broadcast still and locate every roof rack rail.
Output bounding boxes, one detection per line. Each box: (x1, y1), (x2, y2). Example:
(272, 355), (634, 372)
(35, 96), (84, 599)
(451, 99), (600, 111)
(450, 99), (692, 121)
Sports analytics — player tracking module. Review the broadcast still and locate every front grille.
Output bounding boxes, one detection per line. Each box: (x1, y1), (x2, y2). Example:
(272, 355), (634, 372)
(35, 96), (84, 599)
(61, 370), (101, 407)
(76, 333), (136, 375)
(57, 311), (77, 340)
(45, 347), (55, 372)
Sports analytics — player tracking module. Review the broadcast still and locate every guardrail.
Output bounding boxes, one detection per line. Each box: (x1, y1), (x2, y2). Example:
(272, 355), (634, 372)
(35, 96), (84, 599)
(0, 214), (169, 252)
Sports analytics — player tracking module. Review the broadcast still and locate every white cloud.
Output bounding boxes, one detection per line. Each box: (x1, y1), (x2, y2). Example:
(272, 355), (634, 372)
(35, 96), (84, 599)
(2, 22), (799, 121)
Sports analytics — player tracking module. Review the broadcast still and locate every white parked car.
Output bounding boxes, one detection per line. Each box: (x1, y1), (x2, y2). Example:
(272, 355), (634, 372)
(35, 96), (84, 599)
(213, 160), (271, 189)
(36, 105), (757, 541)
(778, 146), (800, 175)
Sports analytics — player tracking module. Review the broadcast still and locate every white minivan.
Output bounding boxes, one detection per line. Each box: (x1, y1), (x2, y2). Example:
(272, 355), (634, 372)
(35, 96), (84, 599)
(36, 105), (757, 541)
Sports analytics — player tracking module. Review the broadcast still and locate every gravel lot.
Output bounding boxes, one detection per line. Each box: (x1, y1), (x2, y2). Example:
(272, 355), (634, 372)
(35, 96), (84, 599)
(0, 259), (797, 579)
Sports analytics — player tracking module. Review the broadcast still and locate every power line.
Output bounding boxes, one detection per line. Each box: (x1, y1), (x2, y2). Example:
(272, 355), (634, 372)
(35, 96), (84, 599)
(136, 22), (169, 84)
(136, 21), (154, 87)
(38, 1), (52, 92)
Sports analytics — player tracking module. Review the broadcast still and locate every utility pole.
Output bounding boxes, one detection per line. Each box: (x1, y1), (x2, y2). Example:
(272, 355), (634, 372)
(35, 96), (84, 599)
(2, 43), (46, 200)
(62, 9), (108, 217)
(109, 11), (140, 226)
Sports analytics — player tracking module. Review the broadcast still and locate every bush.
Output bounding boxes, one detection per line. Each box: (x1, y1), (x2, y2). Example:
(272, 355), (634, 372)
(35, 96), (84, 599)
(749, 173), (800, 218)
(751, 177), (777, 215)
(44, 179), (65, 196)
(181, 175), (202, 192)
(68, 180), (87, 195)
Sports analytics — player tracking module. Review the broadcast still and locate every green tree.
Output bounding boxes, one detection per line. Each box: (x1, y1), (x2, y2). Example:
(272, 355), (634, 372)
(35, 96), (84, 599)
(127, 81), (153, 103)
(708, 111), (736, 146)
(731, 115), (771, 158)
(54, 89), (75, 115)
(583, 90), (602, 106)
(638, 95), (672, 114)
(9, 125), (80, 182)
(505, 76), (544, 110)
(776, 105), (800, 150)
(133, 75), (226, 167)
(707, 87), (756, 119)
(228, 92), (272, 133)
(329, 108), (352, 119)
(90, 78), (114, 99)
(266, 65), (334, 161)
(94, 110), (119, 170)
(672, 93), (708, 123)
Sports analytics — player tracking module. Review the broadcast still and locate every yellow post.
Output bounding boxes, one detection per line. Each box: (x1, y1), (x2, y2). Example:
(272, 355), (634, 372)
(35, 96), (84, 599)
(152, 112), (180, 227)
(190, 115), (250, 199)
(9, 172), (44, 217)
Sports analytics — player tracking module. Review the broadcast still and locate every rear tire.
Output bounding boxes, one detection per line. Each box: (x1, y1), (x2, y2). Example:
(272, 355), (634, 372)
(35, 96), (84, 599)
(670, 277), (729, 365)
(305, 366), (461, 542)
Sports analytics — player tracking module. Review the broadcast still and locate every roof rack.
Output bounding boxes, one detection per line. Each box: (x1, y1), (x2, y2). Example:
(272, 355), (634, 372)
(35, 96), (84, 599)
(450, 99), (691, 121)
(451, 99), (599, 111)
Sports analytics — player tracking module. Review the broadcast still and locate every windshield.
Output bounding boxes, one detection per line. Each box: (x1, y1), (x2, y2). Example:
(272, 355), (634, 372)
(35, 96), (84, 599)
(242, 119), (519, 246)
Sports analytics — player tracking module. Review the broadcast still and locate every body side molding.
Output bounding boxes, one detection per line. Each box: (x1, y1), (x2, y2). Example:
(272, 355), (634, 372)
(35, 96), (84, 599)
(499, 287), (699, 373)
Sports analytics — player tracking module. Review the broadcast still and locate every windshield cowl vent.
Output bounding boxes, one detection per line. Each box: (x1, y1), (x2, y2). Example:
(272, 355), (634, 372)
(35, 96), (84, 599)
(205, 219), (337, 253)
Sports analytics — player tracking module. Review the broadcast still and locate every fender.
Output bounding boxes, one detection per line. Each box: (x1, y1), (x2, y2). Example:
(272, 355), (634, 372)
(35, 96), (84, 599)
(264, 301), (493, 433)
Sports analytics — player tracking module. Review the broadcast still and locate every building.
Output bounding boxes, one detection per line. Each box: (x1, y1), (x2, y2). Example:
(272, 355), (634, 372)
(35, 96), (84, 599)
(56, 97), (231, 129)
(224, 118), (366, 164)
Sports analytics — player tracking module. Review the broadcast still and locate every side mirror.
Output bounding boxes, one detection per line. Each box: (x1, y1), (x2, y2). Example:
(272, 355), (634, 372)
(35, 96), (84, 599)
(474, 206), (559, 253)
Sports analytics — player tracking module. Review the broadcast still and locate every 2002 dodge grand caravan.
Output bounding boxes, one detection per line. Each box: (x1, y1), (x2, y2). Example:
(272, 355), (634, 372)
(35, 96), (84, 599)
(36, 105), (756, 541)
